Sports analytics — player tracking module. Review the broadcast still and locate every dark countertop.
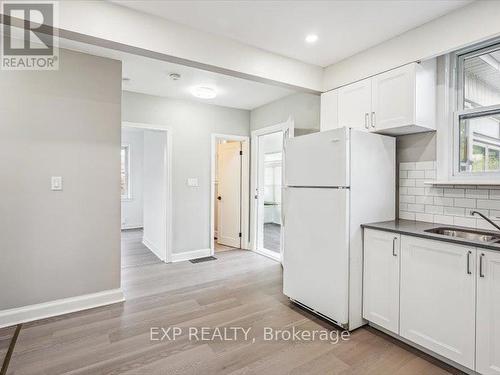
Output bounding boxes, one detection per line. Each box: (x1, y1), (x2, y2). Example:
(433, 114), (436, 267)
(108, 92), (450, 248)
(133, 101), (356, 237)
(362, 219), (500, 251)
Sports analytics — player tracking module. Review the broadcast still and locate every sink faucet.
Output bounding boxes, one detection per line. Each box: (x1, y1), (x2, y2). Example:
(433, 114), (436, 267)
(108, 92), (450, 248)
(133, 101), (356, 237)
(471, 210), (500, 232)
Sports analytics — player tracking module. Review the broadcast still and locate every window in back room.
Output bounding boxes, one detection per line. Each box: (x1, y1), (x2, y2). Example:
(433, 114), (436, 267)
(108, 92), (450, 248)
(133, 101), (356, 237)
(121, 145), (130, 199)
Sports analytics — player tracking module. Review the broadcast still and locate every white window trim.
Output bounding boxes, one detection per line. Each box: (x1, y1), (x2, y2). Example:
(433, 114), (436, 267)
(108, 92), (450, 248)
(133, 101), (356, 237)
(438, 41), (500, 183)
(121, 144), (131, 200)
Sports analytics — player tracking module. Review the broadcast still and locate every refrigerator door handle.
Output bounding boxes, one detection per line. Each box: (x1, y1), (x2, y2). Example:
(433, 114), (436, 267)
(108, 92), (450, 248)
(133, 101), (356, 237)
(281, 187), (287, 227)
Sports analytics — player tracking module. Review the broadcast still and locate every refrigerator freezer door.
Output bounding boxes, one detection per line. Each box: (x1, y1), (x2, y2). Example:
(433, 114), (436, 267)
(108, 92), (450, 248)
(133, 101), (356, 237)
(283, 187), (349, 326)
(285, 128), (349, 187)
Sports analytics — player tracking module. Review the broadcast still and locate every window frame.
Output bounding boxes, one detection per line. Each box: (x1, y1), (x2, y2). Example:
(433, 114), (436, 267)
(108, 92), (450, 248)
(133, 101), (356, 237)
(121, 144), (131, 200)
(453, 41), (500, 179)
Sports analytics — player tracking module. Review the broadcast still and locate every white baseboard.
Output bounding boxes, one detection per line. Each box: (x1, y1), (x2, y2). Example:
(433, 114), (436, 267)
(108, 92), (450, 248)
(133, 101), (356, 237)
(0, 288), (124, 329)
(121, 225), (143, 230)
(171, 248), (211, 263)
(253, 248), (281, 262)
(142, 237), (165, 262)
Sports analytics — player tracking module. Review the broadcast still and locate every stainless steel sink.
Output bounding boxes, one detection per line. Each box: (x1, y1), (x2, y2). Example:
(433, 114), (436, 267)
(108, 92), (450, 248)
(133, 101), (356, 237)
(425, 227), (500, 243)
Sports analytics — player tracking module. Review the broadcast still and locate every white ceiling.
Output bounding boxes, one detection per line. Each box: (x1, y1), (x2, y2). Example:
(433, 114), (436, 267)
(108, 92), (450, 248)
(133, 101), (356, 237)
(59, 39), (295, 110)
(112, 0), (472, 67)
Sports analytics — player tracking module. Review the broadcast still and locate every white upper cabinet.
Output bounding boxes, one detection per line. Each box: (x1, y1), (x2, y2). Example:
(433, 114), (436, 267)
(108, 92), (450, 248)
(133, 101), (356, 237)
(338, 78), (372, 131)
(400, 236), (476, 370)
(320, 89), (339, 131)
(320, 60), (436, 135)
(371, 60), (436, 134)
(363, 229), (400, 334)
(476, 249), (500, 375)
(371, 64), (415, 131)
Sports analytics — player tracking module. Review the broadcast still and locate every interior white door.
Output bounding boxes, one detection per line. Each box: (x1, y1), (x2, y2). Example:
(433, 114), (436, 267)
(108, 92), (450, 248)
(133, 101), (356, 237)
(285, 128), (349, 187)
(338, 78), (372, 130)
(283, 187), (349, 326)
(363, 229), (400, 334)
(400, 236), (476, 369)
(217, 142), (241, 248)
(371, 64), (415, 131)
(477, 249), (500, 375)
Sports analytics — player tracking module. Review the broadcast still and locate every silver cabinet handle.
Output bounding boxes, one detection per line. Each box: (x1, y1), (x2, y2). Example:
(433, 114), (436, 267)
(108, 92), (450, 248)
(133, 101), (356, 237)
(480, 253), (485, 278)
(364, 113), (369, 129)
(371, 112), (376, 128)
(467, 251), (472, 275)
(392, 237), (397, 257)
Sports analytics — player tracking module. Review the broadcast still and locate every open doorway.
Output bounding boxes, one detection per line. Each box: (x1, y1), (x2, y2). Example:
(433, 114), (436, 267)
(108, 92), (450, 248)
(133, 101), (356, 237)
(121, 122), (172, 264)
(251, 120), (293, 262)
(211, 134), (250, 255)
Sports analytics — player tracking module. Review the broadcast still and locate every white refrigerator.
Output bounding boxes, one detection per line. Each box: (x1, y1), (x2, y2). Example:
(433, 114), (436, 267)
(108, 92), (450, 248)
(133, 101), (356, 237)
(283, 127), (395, 331)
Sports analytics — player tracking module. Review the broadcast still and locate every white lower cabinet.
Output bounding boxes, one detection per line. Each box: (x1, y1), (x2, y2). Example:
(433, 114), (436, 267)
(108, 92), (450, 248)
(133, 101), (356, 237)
(363, 229), (400, 334)
(477, 249), (500, 374)
(363, 229), (500, 373)
(400, 235), (476, 369)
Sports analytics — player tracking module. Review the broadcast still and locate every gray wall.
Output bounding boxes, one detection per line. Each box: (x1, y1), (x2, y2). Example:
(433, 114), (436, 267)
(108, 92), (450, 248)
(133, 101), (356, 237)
(122, 91), (250, 254)
(250, 93), (320, 136)
(396, 132), (437, 163)
(0, 49), (122, 310)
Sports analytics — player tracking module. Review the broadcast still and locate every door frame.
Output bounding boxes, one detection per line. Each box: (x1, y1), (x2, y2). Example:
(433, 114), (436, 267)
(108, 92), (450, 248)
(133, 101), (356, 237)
(122, 121), (173, 263)
(250, 118), (294, 262)
(210, 134), (250, 256)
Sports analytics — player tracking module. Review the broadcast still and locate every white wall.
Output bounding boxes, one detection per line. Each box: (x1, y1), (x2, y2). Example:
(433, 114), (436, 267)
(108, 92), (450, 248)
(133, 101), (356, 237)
(250, 93), (320, 136)
(142, 130), (168, 259)
(122, 91), (250, 254)
(0, 49), (121, 310)
(323, 1), (500, 90)
(52, 1), (322, 92)
(121, 127), (144, 229)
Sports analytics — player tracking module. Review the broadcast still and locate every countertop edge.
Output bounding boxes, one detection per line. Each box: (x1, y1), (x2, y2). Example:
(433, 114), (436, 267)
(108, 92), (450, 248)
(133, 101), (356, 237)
(361, 221), (500, 252)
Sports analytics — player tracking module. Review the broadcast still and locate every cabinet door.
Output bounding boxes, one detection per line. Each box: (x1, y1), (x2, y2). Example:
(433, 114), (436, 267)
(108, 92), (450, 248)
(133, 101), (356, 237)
(400, 236), (476, 369)
(363, 229), (400, 334)
(477, 249), (500, 374)
(371, 64), (415, 131)
(338, 78), (371, 130)
(320, 90), (339, 131)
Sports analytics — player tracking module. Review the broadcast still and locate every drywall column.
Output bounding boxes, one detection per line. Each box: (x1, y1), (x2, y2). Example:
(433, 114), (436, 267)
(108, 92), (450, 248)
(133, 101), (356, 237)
(0, 49), (122, 312)
(142, 129), (167, 260)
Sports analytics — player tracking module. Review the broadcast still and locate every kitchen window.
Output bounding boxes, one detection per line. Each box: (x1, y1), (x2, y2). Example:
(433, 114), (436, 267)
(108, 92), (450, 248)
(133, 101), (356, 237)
(455, 42), (500, 175)
(121, 145), (130, 199)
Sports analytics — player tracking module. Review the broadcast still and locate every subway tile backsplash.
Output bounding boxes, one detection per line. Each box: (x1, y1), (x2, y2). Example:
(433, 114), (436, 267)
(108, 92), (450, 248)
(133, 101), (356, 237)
(399, 161), (500, 230)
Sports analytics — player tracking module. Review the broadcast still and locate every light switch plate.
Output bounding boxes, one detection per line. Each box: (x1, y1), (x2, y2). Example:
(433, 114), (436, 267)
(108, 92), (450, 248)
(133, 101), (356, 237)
(187, 178), (199, 187)
(51, 176), (63, 191)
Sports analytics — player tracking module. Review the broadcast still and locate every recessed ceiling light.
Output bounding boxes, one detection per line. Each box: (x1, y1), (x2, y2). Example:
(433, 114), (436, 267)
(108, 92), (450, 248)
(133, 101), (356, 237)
(192, 86), (217, 99)
(305, 34), (318, 44)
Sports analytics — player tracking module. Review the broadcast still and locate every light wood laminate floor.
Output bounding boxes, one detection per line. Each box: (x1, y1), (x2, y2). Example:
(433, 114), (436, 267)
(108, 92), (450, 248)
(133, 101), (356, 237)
(0, 230), (462, 374)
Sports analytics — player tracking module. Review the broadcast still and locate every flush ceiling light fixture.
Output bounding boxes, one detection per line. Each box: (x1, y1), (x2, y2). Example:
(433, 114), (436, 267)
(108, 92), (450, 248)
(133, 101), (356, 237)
(192, 86), (217, 99)
(305, 34), (318, 44)
(169, 72), (181, 80)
